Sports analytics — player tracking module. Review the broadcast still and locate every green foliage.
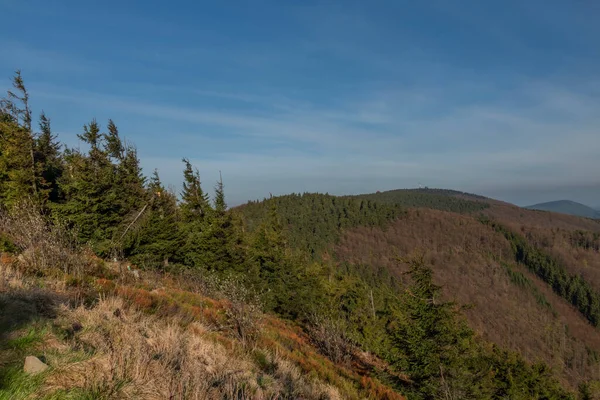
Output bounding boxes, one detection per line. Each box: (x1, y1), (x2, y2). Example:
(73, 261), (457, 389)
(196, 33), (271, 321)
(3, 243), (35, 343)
(52, 119), (146, 255)
(389, 257), (486, 399)
(484, 218), (600, 327)
(385, 257), (573, 399)
(0, 232), (17, 253)
(240, 192), (403, 258)
(501, 262), (555, 313)
(180, 158), (211, 222)
(0, 72), (37, 206)
(127, 170), (182, 269)
(34, 112), (63, 204)
(348, 188), (490, 214)
(249, 201), (323, 319)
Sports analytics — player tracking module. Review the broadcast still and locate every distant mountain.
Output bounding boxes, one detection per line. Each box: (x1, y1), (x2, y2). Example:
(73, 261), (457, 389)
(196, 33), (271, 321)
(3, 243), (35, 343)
(525, 200), (600, 219)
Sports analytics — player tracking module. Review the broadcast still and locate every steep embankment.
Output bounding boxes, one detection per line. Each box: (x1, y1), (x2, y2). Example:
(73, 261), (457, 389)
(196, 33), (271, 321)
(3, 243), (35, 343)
(0, 260), (403, 400)
(334, 208), (600, 387)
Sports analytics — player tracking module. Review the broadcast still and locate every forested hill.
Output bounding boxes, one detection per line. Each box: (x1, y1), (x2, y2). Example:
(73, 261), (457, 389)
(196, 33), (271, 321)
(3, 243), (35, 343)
(238, 193), (404, 257)
(240, 189), (600, 393)
(346, 188), (491, 213)
(0, 72), (594, 398)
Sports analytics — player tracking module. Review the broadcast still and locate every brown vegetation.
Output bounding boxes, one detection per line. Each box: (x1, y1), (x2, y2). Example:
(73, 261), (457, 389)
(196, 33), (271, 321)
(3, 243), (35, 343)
(335, 207), (600, 388)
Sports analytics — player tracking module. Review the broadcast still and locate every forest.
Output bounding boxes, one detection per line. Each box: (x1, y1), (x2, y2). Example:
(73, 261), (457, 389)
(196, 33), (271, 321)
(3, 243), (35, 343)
(0, 72), (592, 399)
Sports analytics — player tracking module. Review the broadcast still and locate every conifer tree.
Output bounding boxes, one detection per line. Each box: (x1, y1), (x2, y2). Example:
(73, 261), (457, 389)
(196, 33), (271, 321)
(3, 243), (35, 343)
(35, 112), (63, 203)
(104, 119), (124, 161)
(128, 169), (181, 269)
(390, 256), (484, 399)
(196, 172), (247, 273)
(55, 120), (145, 255)
(250, 199), (316, 318)
(214, 171), (227, 213)
(179, 158), (213, 268)
(180, 158), (211, 221)
(0, 72), (39, 206)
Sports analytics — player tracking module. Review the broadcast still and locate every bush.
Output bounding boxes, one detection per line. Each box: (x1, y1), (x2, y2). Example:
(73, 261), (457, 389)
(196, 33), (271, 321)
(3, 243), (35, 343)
(306, 313), (356, 365)
(217, 277), (263, 348)
(0, 199), (85, 277)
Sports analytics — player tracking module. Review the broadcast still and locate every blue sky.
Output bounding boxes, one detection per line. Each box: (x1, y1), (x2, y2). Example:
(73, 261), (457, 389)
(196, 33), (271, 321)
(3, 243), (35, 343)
(1, 0), (599, 206)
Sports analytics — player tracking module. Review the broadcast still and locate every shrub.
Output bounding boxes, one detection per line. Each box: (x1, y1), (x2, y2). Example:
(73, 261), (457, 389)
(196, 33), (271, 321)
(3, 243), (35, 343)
(217, 277), (263, 348)
(0, 199), (85, 277)
(306, 313), (356, 365)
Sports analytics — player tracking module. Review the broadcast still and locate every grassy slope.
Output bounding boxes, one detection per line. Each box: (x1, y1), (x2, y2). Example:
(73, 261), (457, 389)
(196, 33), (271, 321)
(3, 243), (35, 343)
(0, 262), (403, 400)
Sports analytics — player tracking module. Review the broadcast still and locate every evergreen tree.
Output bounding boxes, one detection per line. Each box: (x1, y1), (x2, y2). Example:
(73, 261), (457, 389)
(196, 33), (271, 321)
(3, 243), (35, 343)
(250, 200), (319, 318)
(128, 169), (181, 269)
(35, 112), (63, 204)
(104, 119), (124, 161)
(214, 171), (227, 213)
(180, 158), (211, 221)
(390, 256), (485, 399)
(0, 71), (39, 205)
(55, 120), (145, 255)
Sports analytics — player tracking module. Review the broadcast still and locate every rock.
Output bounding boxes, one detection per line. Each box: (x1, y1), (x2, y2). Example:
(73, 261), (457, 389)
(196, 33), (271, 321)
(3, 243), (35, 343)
(72, 322), (83, 332)
(23, 356), (48, 374)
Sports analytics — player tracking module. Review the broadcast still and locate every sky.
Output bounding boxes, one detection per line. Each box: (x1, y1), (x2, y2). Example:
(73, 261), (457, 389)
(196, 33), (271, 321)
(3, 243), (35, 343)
(1, 0), (599, 207)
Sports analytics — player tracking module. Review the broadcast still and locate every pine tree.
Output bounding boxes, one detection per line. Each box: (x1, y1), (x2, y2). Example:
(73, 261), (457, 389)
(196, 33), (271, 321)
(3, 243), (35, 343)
(55, 120), (145, 255)
(180, 158), (211, 221)
(35, 112), (63, 203)
(390, 256), (483, 399)
(128, 169), (181, 269)
(214, 171), (227, 213)
(0, 72), (40, 206)
(250, 199), (316, 318)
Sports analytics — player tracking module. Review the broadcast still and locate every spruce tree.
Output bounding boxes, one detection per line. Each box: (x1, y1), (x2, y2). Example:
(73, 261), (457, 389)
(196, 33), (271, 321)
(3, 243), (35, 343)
(55, 120), (145, 255)
(250, 199), (315, 318)
(179, 158), (213, 268)
(35, 112), (63, 204)
(128, 169), (181, 269)
(0, 72), (40, 206)
(180, 158), (211, 221)
(390, 256), (485, 399)
(214, 171), (227, 213)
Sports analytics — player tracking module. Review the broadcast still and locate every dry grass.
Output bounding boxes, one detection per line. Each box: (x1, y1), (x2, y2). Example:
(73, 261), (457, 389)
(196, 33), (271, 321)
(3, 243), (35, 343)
(1, 259), (400, 399)
(0, 199), (88, 278)
(43, 296), (339, 399)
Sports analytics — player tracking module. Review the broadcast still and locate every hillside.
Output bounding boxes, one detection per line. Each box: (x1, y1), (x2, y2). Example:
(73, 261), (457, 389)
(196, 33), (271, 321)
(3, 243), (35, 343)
(0, 75), (589, 398)
(239, 189), (600, 395)
(0, 258), (403, 399)
(525, 200), (600, 219)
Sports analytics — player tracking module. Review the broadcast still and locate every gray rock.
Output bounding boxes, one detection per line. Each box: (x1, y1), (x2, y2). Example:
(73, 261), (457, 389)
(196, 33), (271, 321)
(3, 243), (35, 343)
(23, 356), (48, 374)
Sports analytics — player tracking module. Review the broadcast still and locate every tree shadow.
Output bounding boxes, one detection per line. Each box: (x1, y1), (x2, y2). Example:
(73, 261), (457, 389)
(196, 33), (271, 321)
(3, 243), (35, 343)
(0, 288), (65, 341)
(0, 287), (68, 391)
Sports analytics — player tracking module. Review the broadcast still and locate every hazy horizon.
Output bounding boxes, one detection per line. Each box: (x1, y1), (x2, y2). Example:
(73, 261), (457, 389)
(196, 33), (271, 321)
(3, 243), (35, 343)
(1, 1), (598, 207)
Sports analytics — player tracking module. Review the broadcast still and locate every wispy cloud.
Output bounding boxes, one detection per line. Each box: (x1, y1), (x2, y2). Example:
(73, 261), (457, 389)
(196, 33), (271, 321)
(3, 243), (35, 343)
(0, 40), (96, 74)
(30, 76), (600, 205)
(2, 1), (599, 206)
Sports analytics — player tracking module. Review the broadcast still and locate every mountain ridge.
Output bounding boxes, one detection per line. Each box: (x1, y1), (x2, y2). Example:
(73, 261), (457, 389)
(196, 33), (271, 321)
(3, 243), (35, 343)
(525, 200), (600, 219)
